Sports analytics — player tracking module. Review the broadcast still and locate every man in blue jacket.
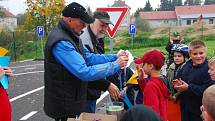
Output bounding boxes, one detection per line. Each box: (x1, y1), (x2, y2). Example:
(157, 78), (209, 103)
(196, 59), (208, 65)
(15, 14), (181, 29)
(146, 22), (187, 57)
(80, 11), (121, 113)
(44, 2), (128, 121)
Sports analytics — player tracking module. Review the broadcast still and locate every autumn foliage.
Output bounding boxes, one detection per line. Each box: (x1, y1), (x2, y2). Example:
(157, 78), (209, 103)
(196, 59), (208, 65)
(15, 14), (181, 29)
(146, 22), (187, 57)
(24, 0), (65, 35)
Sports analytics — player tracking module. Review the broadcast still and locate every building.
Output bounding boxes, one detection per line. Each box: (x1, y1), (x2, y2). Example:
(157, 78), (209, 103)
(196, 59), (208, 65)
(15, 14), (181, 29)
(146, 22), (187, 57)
(140, 5), (215, 28)
(111, 0), (130, 30)
(176, 5), (215, 26)
(140, 11), (177, 28)
(0, 6), (17, 31)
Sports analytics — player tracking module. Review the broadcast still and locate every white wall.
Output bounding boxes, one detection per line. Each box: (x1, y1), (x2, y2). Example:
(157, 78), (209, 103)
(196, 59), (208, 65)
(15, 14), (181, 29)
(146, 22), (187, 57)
(0, 17), (17, 31)
(149, 19), (177, 28)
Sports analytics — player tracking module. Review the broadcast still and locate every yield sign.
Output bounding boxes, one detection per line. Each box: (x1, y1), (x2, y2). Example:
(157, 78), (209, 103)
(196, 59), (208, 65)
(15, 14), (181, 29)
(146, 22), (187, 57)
(96, 7), (129, 38)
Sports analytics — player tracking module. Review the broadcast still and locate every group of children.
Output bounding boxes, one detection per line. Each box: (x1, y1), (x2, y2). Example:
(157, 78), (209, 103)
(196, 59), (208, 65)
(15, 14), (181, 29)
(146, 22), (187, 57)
(1, 39), (215, 121)
(121, 39), (215, 121)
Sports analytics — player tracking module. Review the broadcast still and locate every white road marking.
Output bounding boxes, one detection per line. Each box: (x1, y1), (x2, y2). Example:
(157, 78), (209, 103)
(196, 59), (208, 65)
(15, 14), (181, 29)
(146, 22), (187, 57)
(10, 66), (108, 105)
(14, 71), (44, 76)
(17, 59), (34, 63)
(10, 64), (43, 69)
(19, 111), (38, 120)
(13, 59), (34, 63)
(96, 91), (109, 105)
(24, 67), (36, 71)
(10, 86), (44, 102)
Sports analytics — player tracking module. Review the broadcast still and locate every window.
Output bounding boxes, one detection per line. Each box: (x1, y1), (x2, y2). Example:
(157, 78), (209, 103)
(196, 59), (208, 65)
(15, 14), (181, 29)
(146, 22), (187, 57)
(164, 20), (169, 23)
(193, 19), (197, 23)
(187, 20), (191, 25)
(209, 19), (214, 24)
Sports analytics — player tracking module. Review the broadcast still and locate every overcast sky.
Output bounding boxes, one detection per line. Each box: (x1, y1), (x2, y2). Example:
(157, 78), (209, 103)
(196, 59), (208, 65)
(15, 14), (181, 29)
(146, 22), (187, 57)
(0, 0), (162, 15)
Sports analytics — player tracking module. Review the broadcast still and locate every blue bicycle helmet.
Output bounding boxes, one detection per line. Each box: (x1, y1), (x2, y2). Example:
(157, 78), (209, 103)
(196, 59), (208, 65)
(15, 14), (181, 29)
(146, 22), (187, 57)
(171, 44), (189, 57)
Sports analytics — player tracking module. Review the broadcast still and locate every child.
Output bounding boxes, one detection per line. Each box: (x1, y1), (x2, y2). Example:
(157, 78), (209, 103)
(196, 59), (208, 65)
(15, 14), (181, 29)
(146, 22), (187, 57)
(167, 44), (189, 98)
(200, 57), (215, 121)
(135, 49), (170, 121)
(165, 32), (183, 68)
(166, 44), (189, 121)
(208, 56), (215, 80)
(120, 104), (162, 121)
(0, 67), (13, 121)
(174, 40), (214, 121)
(201, 85), (215, 121)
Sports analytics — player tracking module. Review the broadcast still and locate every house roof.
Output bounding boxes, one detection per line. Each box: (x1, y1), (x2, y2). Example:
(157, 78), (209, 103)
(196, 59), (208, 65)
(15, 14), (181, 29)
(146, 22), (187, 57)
(139, 11), (176, 20)
(3, 10), (15, 17)
(175, 5), (215, 15)
(111, 0), (130, 8)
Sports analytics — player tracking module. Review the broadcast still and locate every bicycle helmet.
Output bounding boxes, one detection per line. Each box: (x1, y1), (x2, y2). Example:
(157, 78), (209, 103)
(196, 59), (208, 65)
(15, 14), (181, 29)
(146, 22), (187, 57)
(173, 31), (180, 37)
(171, 44), (189, 57)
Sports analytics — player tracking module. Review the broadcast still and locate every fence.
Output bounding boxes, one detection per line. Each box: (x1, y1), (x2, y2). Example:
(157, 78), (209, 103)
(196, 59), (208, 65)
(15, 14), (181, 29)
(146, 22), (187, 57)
(0, 31), (45, 62)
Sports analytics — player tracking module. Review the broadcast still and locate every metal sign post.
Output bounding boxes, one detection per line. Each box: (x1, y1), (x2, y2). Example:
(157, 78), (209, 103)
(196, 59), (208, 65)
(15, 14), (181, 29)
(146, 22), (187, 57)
(37, 26), (44, 59)
(129, 24), (137, 49)
(109, 38), (113, 53)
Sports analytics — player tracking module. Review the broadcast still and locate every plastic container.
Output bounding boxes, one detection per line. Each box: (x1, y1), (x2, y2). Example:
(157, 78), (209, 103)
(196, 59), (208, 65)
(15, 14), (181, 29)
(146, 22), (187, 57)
(106, 101), (124, 121)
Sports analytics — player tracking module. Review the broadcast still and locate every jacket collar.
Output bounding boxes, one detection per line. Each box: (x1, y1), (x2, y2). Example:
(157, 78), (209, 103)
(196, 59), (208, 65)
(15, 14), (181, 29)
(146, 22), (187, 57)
(59, 19), (79, 39)
(187, 59), (208, 68)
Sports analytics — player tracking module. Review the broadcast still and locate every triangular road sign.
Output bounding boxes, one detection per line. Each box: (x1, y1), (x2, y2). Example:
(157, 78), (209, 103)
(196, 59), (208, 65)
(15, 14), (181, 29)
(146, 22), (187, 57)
(96, 7), (128, 38)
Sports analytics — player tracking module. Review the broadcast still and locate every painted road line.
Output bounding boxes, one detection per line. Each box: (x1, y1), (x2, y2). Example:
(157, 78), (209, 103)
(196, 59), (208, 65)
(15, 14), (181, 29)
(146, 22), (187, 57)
(10, 64), (44, 69)
(96, 91), (109, 105)
(10, 86), (44, 102)
(14, 71), (44, 76)
(19, 111), (38, 120)
(24, 67), (36, 71)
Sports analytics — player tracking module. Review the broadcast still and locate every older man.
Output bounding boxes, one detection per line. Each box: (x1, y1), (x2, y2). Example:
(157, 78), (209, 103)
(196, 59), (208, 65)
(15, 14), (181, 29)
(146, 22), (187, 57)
(44, 2), (128, 121)
(80, 11), (121, 113)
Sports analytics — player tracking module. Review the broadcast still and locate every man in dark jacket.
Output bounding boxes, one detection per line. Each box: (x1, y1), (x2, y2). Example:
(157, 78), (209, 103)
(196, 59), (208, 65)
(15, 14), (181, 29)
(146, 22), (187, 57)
(80, 11), (123, 113)
(44, 2), (129, 121)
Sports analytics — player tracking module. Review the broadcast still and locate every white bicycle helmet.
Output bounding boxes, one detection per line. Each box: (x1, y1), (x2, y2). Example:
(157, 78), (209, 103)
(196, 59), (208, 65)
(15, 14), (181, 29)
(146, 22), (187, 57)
(172, 44), (189, 56)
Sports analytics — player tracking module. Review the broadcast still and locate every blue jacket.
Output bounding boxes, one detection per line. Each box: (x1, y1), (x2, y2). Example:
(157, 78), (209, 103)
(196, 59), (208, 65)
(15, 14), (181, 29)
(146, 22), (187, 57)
(52, 40), (121, 81)
(176, 59), (214, 115)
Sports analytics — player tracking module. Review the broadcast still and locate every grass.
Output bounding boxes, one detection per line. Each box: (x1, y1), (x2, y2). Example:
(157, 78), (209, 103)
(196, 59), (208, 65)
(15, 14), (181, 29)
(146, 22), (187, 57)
(107, 40), (215, 59)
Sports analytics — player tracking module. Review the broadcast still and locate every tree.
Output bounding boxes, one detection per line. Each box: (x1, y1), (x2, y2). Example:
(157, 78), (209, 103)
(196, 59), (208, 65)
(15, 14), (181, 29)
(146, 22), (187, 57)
(144, 0), (153, 11)
(177, 0), (183, 5)
(17, 13), (26, 26)
(135, 17), (151, 32)
(86, 6), (93, 16)
(172, 0), (178, 8)
(172, 0), (183, 9)
(134, 8), (144, 18)
(168, 0), (174, 10)
(160, 0), (172, 11)
(184, 0), (194, 5)
(184, 0), (201, 5)
(24, 0), (65, 35)
(204, 0), (215, 4)
(194, 0), (201, 5)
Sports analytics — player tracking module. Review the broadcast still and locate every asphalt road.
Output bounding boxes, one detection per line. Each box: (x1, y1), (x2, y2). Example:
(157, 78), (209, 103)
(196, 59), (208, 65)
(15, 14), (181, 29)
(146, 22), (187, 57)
(7, 60), (110, 121)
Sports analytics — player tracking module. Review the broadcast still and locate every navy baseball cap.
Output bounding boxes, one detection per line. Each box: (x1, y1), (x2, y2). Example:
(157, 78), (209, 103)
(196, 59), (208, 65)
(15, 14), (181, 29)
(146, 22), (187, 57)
(62, 2), (95, 24)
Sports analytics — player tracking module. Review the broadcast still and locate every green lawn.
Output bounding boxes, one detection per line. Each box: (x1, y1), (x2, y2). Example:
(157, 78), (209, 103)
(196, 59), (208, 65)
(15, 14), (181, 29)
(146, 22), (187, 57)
(109, 40), (215, 58)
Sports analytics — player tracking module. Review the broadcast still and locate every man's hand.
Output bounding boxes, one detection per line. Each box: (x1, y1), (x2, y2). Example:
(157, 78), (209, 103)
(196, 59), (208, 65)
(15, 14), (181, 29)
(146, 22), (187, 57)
(108, 83), (121, 100)
(116, 55), (128, 69)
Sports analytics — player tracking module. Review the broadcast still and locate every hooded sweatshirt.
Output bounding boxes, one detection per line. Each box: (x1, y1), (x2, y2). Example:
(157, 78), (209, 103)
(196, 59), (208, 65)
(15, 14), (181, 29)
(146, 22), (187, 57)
(142, 77), (170, 121)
